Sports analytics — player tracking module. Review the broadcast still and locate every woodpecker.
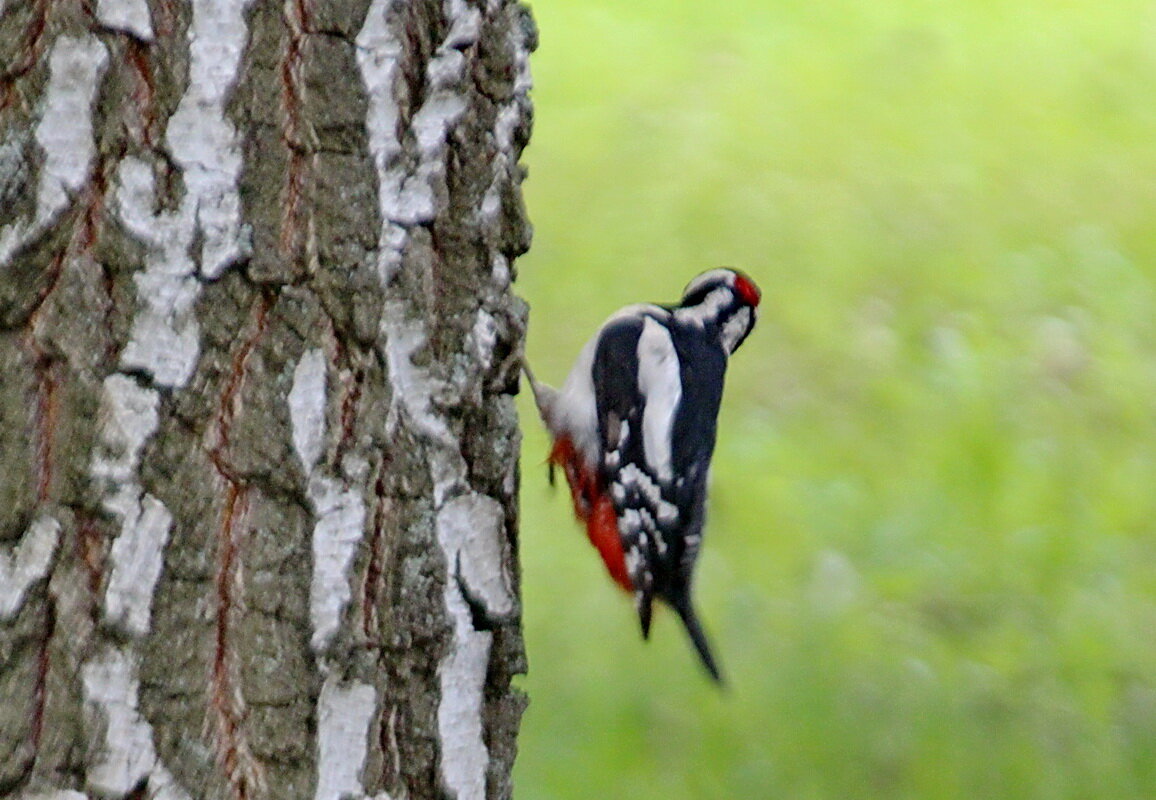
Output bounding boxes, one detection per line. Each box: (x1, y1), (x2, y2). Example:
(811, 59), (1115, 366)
(525, 268), (760, 683)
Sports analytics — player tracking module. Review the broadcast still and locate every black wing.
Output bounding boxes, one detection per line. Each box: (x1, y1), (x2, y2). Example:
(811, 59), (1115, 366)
(590, 315), (655, 625)
(665, 320), (728, 587)
(664, 323), (728, 681)
(591, 312), (728, 682)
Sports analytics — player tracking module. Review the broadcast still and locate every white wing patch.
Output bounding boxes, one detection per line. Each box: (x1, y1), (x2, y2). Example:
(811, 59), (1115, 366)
(617, 463), (661, 504)
(612, 462), (668, 589)
(636, 317), (681, 483)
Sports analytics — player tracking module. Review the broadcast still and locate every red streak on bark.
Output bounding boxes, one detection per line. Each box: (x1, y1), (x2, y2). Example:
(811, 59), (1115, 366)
(378, 704), (400, 789)
(151, 0), (175, 39)
(78, 154), (112, 254)
(30, 344), (60, 504)
(30, 594), (56, 759)
(77, 152), (121, 363)
(26, 247), (67, 338)
(26, 153), (117, 504)
(125, 38), (157, 149)
(26, 150), (110, 320)
(0, 0), (51, 114)
(76, 513), (105, 600)
(278, 0), (309, 259)
(210, 483), (254, 800)
(209, 294), (272, 465)
(204, 292), (272, 800)
(362, 472), (389, 641)
(336, 365), (364, 468)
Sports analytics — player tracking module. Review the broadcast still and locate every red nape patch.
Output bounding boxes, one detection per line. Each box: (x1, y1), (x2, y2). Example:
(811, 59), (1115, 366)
(734, 273), (761, 308)
(548, 436), (632, 593)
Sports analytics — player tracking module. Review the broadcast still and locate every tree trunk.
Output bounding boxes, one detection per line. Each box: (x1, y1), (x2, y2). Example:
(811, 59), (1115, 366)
(0, 1), (534, 798)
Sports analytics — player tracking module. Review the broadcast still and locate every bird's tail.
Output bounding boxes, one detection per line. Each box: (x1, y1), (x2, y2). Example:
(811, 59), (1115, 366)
(523, 359), (562, 486)
(670, 591), (724, 685)
(636, 588), (654, 640)
(521, 359), (557, 426)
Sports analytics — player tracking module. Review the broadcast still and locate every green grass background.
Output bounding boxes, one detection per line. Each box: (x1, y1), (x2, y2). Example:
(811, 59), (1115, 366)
(513, 1), (1156, 797)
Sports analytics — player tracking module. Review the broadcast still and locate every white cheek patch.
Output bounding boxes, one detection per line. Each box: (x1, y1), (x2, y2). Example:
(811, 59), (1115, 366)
(721, 307), (752, 354)
(636, 317), (681, 483)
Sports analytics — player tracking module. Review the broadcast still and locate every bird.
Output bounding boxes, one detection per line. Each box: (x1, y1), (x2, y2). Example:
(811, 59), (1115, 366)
(524, 267), (760, 682)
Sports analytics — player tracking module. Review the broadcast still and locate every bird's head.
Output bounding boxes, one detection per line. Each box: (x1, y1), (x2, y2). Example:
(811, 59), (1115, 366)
(677, 268), (761, 354)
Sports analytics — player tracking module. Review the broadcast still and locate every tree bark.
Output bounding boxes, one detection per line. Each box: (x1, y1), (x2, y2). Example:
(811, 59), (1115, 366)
(0, 1), (534, 799)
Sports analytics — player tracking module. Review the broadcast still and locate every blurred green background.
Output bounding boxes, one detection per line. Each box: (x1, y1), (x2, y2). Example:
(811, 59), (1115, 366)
(513, 0), (1156, 797)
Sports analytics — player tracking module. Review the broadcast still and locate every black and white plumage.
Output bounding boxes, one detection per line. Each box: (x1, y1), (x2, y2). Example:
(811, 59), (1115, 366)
(526, 268), (761, 683)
